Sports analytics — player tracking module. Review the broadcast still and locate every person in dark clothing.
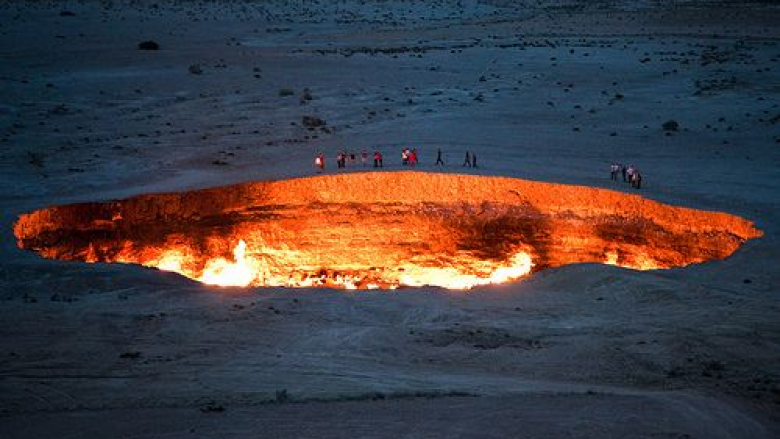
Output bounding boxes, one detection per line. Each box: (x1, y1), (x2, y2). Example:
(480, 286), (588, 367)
(632, 171), (642, 189)
(435, 148), (444, 165)
(621, 164), (627, 182)
(373, 151), (380, 168)
(463, 151), (472, 167)
(472, 152), (477, 168)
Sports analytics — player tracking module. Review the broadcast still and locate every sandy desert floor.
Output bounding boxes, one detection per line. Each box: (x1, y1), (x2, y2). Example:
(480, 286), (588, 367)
(1, 1), (779, 437)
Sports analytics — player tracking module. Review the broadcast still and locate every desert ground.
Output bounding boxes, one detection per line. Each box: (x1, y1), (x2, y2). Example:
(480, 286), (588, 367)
(1, 0), (779, 437)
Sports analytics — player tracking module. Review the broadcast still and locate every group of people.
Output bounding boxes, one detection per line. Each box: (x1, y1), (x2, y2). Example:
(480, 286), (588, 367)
(334, 150), (366, 168)
(401, 148), (419, 166)
(463, 151), (478, 168)
(316, 150), (385, 172)
(315, 147), (485, 172)
(315, 147), (438, 171)
(610, 163), (642, 189)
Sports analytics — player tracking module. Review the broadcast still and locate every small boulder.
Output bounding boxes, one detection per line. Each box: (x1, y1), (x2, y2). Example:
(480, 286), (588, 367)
(188, 64), (203, 75)
(302, 116), (326, 128)
(138, 40), (160, 50)
(119, 351), (141, 359)
(662, 120), (679, 132)
(300, 88), (313, 103)
(49, 104), (71, 115)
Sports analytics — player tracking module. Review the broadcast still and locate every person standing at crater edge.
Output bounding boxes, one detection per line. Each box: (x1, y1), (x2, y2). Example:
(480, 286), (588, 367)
(632, 170), (642, 189)
(463, 151), (472, 167)
(435, 148), (444, 166)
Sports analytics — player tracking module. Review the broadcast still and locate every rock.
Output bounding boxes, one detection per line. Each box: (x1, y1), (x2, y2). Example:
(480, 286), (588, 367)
(188, 64), (203, 75)
(275, 389), (290, 403)
(59, 10), (75, 17)
(302, 116), (326, 128)
(300, 88), (313, 103)
(27, 152), (44, 167)
(138, 40), (160, 50)
(49, 104), (71, 115)
(662, 120), (679, 131)
(200, 402), (225, 413)
(119, 351), (141, 359)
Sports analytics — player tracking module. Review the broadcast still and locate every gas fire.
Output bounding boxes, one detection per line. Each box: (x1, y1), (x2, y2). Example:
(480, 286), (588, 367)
(142, 239), (535, 289)
(13, 172), (762, 290)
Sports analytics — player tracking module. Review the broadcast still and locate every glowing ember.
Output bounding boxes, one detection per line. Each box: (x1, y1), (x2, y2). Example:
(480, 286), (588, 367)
(13, 172), (762, 290)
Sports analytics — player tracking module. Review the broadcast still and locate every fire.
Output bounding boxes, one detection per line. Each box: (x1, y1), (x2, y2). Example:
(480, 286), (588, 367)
(13, 172), (763, 291)
(396, 251), (533, 289)
(603, 249), (664, 271)
(199, 240), (257, 287)
(139, 239), (534, 289)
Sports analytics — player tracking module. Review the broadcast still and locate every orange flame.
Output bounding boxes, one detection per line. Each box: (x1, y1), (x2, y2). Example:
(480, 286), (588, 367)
(144, 239), (533, 289)
(14, 173), (762, 291)
(199, 240), (257, 287)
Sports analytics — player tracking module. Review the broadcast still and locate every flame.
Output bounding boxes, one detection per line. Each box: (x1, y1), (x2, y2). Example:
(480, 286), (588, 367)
(604, 250), (619, 266)
(199, 240), (257, 287)
(17, 173), (761, 291)
(629, 252), (662, 271)
(134, 239), (534, 290)
(155, 251), (185, 272)
(396, 251), (533, 289)
(603, 249), (661, 271)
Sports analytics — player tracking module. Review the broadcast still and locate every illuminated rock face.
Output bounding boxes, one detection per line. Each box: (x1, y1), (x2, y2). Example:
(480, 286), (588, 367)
(14, 172), (762, 289)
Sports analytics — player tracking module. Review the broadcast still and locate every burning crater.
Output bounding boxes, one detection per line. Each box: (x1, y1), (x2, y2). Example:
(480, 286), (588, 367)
(14, 172), (761, 290)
